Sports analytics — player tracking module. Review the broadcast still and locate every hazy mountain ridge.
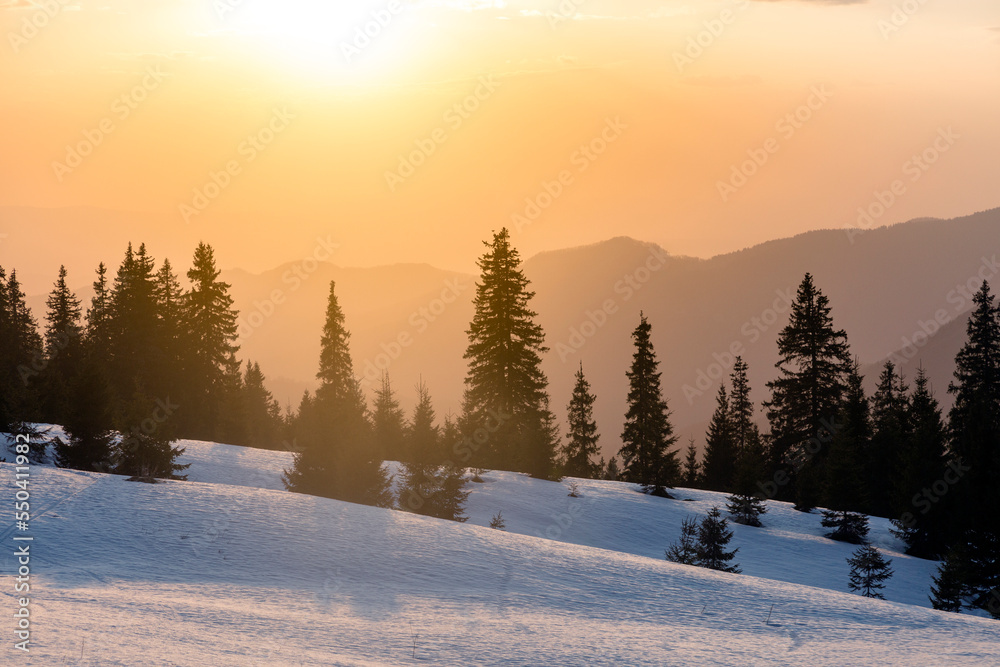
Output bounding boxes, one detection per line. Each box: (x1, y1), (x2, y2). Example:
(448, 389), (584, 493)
(21, 207), (1000, 460)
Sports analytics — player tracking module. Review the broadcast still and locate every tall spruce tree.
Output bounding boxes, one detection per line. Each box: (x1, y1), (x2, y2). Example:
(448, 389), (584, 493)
(561, 363), (601, 479)
(764, 273), (852, 511)
(40, 265), (84, 424)
(4, 269), (44, 429)
(0, 266), (11, 429)
(821, 361), (871, 544)
(701, 384), (736, 492)
(891, 367), (949, 558)
(283, 281), (391, 506)
(937, 282), (1000, 615)
(184, 242), (240, 438)
(154, 259), (187, 422)
(462, 228), (556, 478)
(728, 357), (756, 453)
(868, 361), (910, 517)
(947, 281), (1000, 540)
(619, 313), (680, 496)
(108, 243), (164, 404)
(85, 262), (114, 370)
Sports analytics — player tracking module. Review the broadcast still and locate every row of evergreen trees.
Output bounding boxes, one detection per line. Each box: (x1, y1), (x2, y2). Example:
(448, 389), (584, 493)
(0, 242), (285, 476)
(677, 274), (998, 618)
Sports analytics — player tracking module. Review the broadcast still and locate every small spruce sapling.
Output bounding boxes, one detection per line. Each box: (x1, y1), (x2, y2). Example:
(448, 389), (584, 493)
(665, 517), (699, 565)
(821, 510), (870, 545)
(489, 511), (506, 531)
(696, 507), (741, 573)
(847, 545), (894, 599)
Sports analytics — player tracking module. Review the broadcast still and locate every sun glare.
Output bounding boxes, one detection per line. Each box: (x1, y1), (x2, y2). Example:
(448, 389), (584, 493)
(220, 0), (418, 80)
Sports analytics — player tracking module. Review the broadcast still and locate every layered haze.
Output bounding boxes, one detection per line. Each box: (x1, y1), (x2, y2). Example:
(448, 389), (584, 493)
(1, 0), (998, 272)
(3, 0), (997, 459)
(17, 207), (1000, 462)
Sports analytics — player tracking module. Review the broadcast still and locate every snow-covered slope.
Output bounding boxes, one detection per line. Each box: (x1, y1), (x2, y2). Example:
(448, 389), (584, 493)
(2, 436), (997, 665)
(2, 461), (998, 666)
(178, 440), (940, 609)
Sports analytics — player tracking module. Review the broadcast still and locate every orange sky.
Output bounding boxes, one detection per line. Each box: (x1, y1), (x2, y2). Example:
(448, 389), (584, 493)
(1, 0), (998, 291)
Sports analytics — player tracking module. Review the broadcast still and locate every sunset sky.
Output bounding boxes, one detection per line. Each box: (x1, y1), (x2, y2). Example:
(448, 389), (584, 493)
(2, 0), (998, 292)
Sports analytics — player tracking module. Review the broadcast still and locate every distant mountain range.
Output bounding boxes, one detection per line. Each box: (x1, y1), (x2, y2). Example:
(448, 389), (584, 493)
(22, 207), (1000, 461)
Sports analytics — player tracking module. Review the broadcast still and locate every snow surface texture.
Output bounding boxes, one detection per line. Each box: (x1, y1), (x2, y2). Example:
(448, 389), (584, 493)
(1, 436), (997, 666)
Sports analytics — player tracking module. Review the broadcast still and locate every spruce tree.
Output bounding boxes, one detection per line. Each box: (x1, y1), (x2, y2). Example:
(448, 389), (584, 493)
(726, 443), (768, 526)
(107, 243), (165, 407)
(846, 545), (893, 599)
(665, 517), (700, 565)
(728, 357), (756, 454)
(930, 547), (969, 613)
(114, 392), (189, 480)
(185, 243), (239, 375)
(561, 362), (601, 479)
(963, 531), (1000, 618)
(930, 282), (1000, 609)
(0, 266), (12, 429)
(891, 367), (948, 558)
(399, 463), (470, 521)
(930, 535), (1000, 618)
(54, 360), (115, 472)
(619, 313), (680, 496)
(214, 355), (248, 445)
(283, 281), (391, 506)
(3, 269), (44, 430)
(372, 372), (406, 462)
(85, 262), (114, 369)
(399, 381), (469, 521)
(184, 242), (240, 438)
(154, 259), (187, 420)
(696, 507), (741, 573)
(947, 281), (1000, 541)
(726, 358), (768, 526)
(40, 265), (84, 423)
(701, 384), (736, 492)
(682, 439), (701, 488)
(441, 415), (462, 464)
(462, 228), (556, 478)
(821, 361), (870, 544)
(406, 380), (442, 466)
(604, 456), (620, 481)
(868, 361), (910, 517)
(489, 511), (506, 530)
(240, 361), (284, 449)
(764, 273), (852, 511)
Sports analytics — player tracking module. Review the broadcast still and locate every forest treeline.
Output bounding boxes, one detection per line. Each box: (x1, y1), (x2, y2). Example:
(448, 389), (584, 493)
(0, 228), (996, 618)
